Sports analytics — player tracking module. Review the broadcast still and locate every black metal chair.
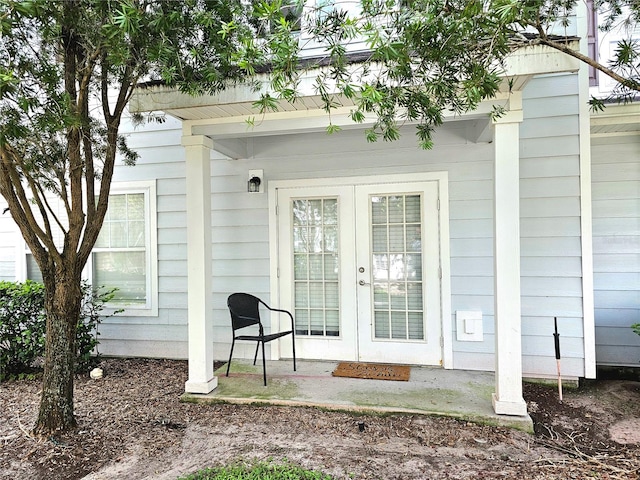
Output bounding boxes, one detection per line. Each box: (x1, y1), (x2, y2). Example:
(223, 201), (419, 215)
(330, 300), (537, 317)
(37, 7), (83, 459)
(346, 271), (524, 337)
(226, 293), (296, 386)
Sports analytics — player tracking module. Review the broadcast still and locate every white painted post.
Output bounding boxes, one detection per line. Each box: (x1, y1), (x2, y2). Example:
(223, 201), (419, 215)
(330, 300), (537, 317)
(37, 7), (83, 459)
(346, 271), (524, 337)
(182, 134), (217, 394)
(492, 104), (528, 416)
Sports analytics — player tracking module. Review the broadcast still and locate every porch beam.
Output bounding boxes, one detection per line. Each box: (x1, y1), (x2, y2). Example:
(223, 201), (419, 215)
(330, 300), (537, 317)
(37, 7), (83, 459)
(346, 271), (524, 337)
(491, 95), (528, 417)
(186, 95), (512, 140)
(182, 134), (217, 394)
(213, 138), (249, 160)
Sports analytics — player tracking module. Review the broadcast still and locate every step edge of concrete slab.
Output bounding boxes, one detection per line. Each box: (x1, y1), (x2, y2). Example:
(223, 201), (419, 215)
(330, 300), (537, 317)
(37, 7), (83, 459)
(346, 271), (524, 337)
(181, 392), (534, 433)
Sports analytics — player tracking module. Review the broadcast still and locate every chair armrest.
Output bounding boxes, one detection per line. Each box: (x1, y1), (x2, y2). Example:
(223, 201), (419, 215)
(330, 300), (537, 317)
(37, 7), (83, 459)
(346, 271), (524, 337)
(262, 303), (295, 336)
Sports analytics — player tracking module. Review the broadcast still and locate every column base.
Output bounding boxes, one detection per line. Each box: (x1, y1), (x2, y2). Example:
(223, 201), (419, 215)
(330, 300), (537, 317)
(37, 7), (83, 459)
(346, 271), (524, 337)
(492, 392), (528, 416)
(185, 376), (218, 394)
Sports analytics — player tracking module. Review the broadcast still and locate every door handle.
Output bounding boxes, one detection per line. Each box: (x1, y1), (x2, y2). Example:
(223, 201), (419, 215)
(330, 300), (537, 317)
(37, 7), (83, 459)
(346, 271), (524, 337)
(358, 280), (370, 286)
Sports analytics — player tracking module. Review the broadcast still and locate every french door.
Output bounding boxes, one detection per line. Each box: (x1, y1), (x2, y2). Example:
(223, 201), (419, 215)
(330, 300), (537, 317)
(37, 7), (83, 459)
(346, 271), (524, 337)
(276, 179), (442, 365)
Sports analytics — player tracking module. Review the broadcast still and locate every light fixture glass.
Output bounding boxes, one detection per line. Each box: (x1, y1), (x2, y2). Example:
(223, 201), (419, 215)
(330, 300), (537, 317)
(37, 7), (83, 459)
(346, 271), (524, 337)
(248, 176), (261, 193)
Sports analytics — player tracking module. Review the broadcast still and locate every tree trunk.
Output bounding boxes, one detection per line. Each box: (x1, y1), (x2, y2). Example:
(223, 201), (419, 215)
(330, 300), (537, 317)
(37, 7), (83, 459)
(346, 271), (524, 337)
(33, 269), (82, 435)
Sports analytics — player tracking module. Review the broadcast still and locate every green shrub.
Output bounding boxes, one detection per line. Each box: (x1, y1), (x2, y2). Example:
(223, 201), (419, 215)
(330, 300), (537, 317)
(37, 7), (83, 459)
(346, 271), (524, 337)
(0, 281), (46, 379)
(0, 280), (120, 380)
(633, 323), (640, 336)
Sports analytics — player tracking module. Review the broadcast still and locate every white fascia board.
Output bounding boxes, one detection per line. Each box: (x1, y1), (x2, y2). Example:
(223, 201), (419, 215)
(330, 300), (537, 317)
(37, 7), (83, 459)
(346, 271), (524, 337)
(590, 102), (640, 126)
(502, 42), (580, 77)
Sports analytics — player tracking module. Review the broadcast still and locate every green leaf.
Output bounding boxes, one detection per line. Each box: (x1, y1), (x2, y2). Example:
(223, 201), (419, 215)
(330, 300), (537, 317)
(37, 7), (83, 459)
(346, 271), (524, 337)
(326, 123), (341, 134)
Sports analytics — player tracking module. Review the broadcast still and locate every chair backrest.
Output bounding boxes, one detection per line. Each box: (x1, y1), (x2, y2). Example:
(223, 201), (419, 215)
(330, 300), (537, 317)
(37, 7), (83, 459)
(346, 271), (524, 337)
(227, 293), (261, 331)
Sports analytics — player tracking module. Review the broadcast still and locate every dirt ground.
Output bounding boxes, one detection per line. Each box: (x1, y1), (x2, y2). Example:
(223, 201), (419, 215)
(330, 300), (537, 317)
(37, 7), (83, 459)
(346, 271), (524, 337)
(1, 358), (639, 480)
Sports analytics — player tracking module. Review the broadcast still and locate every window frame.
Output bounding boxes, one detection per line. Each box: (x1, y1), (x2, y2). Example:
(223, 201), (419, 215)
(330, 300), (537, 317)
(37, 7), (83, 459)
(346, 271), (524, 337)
(87, 180), (158, 317)
(15, 180), (158, 317)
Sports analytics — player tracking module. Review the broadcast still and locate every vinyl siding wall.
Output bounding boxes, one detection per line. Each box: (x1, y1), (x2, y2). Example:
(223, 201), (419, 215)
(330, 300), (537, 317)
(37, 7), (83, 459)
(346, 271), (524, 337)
(520, 74), (585, 377)
(452, 73), (585, 377)
(98, 116), (189, 359)
(591, 134), (640, 367)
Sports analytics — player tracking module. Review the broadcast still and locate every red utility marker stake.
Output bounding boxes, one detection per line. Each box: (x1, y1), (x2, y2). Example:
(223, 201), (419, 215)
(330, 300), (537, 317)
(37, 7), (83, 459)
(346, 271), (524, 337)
(554, 317), (563, 401)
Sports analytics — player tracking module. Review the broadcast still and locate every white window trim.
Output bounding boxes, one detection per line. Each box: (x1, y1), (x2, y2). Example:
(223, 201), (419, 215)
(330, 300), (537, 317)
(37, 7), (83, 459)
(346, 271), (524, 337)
(85, 180), (158, 317)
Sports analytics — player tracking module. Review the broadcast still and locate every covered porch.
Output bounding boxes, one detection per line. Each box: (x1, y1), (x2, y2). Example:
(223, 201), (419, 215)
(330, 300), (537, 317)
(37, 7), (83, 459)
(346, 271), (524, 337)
(184, 359), (534, 432)
(130, 43), (580, 420)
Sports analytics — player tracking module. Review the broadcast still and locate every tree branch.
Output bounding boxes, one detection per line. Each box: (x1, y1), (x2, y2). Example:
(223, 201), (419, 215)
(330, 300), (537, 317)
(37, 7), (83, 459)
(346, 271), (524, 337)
(0, 145), (62, 265)
(537, 36), (640, 91)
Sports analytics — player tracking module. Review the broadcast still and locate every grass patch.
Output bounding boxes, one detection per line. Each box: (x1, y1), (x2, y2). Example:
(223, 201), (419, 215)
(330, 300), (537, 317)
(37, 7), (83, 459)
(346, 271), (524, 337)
(178, 459), (333, 480)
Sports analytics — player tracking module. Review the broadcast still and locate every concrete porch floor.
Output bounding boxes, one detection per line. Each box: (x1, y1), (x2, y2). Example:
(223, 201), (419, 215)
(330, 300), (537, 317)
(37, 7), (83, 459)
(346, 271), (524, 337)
(182, 360), (533, 432)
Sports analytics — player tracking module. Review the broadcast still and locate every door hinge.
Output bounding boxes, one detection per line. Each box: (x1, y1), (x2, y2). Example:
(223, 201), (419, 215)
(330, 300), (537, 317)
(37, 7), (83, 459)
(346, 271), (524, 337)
(438, 267), (442, 279)
(275, 204), (279, 216)
(437, 198), (440, 210)
(440, 337), (444, 348)
(277, 267), (280, 278)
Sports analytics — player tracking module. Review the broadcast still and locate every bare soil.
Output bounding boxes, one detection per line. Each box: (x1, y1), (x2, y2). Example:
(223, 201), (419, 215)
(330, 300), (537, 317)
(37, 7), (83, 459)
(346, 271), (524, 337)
(1, 358), (639, 480)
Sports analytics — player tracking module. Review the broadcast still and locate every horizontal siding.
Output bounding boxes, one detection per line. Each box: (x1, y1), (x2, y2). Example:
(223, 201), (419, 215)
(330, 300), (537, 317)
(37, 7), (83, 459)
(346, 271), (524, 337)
(100, 120), (190, 358)
(593, 199), (640, 220)
(0, 262), (14, 281)
(99, 339), (187, 360)
(591, 134), (640, 367)
(520, 155), (580, 178)
(516, 73), (584, 377)
(453, 352), (585, 378)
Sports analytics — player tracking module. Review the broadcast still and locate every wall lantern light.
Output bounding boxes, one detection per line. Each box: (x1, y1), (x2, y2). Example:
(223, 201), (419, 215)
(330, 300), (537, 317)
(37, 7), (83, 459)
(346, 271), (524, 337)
(248, 169), (263, 193)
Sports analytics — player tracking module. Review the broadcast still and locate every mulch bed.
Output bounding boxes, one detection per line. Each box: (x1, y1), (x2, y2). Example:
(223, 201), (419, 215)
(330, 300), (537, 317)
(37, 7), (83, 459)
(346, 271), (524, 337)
(0, 358), (638, 480)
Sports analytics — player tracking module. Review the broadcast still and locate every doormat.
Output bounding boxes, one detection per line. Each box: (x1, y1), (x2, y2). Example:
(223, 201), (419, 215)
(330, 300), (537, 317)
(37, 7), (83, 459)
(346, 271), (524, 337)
(332, 362), (411, 381)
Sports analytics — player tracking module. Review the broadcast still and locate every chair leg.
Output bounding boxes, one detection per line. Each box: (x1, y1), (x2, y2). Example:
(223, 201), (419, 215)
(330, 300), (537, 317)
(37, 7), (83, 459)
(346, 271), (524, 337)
(292, 335), (297, 372)
(253, 342), (260, 366)
(261, 341), (267, 387)
(226, 338), (236, 377)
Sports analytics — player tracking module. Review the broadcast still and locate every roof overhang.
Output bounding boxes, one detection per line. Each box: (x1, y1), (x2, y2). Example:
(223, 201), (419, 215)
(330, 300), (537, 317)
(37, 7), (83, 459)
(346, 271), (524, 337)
(590, 102), (640, 137)
(130, 42), (579, 155)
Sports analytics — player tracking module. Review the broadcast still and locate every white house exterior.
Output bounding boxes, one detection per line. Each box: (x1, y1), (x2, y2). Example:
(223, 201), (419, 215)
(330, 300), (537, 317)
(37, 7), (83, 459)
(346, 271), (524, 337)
(0, 3), (638, 417)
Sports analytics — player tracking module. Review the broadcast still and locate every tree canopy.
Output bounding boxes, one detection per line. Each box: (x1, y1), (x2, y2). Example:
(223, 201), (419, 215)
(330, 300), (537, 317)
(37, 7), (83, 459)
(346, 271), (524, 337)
(495, 0), (640, 108)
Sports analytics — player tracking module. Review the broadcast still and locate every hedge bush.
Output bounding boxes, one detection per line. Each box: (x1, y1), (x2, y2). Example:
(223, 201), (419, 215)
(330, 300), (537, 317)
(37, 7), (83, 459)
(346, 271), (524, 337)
(0, 281), (46, 379)
(0, 280), (119, 380)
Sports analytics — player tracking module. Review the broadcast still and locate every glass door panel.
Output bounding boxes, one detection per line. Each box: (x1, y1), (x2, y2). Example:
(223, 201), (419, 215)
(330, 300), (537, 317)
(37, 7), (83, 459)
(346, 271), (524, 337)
(292, 198), (340, 336)
(370, 194), (424, 341)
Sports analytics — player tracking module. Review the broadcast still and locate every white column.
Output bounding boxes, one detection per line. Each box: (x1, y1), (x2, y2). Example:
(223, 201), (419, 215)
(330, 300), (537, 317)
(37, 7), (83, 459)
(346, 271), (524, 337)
(492, 106), (528, 416)
(182, 135), (217, 394)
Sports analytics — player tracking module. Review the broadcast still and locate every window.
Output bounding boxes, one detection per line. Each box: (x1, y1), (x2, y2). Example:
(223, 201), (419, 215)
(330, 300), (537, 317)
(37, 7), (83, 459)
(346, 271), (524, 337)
(25, 254), (43, 283)
(18, 181), (157, 316)
(370, 194), (424, 340)
(91, 181), (157, 315)
(292, 197), (340, 336)
(587, 0), (598, 86)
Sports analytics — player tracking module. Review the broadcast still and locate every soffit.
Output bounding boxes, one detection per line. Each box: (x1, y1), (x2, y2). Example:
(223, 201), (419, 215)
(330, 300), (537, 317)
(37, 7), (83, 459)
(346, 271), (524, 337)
(590, 102), (640, 136)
